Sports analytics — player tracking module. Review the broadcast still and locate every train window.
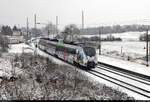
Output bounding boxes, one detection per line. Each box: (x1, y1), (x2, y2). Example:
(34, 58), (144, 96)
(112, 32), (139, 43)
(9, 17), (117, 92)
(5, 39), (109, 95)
(56, 46), (64, 51)
(40, 41), (46, 46)
(72, 49), (76, 54)
(66, 48), (70, 53)
(56, 46), (60, 51)
(66, 48), (76, 54)
(83, 47), (96, 57)
(70, 48), (76, 54)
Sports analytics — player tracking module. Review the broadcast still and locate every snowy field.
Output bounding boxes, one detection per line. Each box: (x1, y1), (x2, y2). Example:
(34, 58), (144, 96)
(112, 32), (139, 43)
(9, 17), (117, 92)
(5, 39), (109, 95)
(81, 31), (144, 41)
(1, 34), (150, 100)
(100, 41), (146, 58)
(82, 31), (149, 65)
(83, 31), (147, 56)
(8, 43), (34, 54)
(82, 31), (147, 59)
(0, 42), (148, 100)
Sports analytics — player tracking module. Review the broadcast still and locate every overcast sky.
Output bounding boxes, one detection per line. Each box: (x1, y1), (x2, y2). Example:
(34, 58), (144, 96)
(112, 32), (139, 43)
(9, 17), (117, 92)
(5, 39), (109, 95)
(0, 0), (150, 29)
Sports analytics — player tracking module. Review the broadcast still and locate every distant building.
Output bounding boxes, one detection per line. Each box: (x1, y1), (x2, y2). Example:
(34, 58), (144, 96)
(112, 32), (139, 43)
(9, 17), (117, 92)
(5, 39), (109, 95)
(12, 31), (22, 36)
(5, 31), (26, 44)
(6, 35), (24, 44)
(12, 31), (28, 37)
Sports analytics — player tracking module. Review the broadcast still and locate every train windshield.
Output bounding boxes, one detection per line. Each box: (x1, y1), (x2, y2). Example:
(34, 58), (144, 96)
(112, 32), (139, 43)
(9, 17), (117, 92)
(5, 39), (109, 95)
(83, 47), (96, 57)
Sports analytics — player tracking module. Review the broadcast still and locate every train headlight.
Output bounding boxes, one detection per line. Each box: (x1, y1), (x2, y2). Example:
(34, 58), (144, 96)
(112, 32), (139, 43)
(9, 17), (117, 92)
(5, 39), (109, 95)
(87, 56), (95, 61)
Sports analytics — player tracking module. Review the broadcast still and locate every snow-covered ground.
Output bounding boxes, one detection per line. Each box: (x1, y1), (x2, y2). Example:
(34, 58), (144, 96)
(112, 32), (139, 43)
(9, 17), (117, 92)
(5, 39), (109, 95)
(0, 58), (12, 80)
(8, 43), (34, 54)
(0, 43), (33, 80)
(1, 39), (150, 100)
(87, 31), (149, 65)
(99, 41), (146, 59)
(0, 55), (25, 81)
(98, 55), (150, 77)
(29, 42), (149, 100)
(83, 31), (147, 59)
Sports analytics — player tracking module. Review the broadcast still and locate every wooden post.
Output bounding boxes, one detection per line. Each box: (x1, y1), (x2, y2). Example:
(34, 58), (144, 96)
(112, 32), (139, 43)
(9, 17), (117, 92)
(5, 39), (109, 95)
(146, 29), (149, 67)
(121, 46), (122, 54)
(22, 47), (24, 56)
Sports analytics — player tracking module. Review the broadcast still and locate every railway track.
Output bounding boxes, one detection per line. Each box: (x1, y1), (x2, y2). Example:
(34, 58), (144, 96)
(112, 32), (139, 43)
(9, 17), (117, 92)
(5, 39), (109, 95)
(99, 62), (150, 82)
(36, 45), (150, 99)
(86, 63), (150, 99)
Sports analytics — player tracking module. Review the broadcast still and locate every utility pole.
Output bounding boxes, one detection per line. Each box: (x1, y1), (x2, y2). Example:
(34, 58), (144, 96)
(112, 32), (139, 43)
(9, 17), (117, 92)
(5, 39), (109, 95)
(149, 25), (150, 56)
(34, 14), (37, 29)
(26, 17), (29, 40)
(56, 16), (58, 37)
(82, 11), (84, 37)
(81, 10), (84, 42)
(99, 27), (101, 55)
(48, 29), (50, 38)
(34, 14), (37, 55)
(82, 11), (84, 30)
(146, 29), (149, 67)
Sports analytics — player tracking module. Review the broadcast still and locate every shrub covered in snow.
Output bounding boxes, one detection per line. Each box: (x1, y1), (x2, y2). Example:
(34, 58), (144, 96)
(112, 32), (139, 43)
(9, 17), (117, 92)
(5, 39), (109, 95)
(0, 35), (9, 53)
(0, 53), (134, 100)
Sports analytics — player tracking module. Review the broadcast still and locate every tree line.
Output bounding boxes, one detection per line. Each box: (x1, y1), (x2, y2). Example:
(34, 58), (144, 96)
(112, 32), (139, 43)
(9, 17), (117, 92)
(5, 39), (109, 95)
(80, 24), (150, 35)
(0, 25), (21, 36)
(76, 35), (122, 43)
(1, 24), (149, 41)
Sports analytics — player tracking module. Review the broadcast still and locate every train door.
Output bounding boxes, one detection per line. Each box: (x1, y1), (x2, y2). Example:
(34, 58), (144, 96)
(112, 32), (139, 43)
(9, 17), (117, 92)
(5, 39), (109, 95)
(46, 44), (51, 54)
(56, 46), (64, 59)
(64, 47), (66, 61)
(77, 49), (84, 65)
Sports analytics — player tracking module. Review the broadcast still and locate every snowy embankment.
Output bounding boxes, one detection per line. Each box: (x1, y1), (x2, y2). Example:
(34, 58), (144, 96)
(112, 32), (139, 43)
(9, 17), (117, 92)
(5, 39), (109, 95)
(0, 55), (25, 83)
(29, 43), (145, 100)
(8, 43), (34, 54)
(0, 44), (134, 100)
(1, 42), (148, 100)
(0, 43), (33, 81)
(0, 58), (12, 81)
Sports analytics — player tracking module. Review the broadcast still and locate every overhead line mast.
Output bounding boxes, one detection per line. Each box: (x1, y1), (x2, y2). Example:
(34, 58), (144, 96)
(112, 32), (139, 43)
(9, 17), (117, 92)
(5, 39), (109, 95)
(26, 17), (29, 40)
(56, 16), (58, 37)
(34, 14), (36, 29)
(82, 10), (84, 30)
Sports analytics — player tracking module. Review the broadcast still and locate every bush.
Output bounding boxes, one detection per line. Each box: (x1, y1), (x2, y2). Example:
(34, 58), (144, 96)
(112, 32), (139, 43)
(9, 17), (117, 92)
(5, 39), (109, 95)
(0, 35), (9, 52)
(0, 54), (134, 100)
(139, 34), (150, 41)
(90, 35), (122, 41)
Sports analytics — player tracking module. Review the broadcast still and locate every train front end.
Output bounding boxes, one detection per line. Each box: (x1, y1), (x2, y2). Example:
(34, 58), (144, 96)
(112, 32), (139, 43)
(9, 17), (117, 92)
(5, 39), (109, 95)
(83, 47), (98, 68)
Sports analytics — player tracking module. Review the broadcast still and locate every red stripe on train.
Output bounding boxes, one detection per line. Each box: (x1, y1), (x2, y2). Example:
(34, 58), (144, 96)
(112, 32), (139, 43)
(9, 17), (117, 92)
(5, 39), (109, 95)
(64, 47), (66, 61)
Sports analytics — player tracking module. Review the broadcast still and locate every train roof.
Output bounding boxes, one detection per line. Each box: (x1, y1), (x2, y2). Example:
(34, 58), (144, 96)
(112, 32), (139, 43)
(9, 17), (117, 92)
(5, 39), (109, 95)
(63, 40), (78, 45)
(40, 38), (94, 48)
(40, 38), (59, 42)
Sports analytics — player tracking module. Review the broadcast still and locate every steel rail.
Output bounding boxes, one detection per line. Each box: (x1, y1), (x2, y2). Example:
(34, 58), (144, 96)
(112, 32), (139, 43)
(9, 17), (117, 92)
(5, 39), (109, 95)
(98, 62), (150, 82)
(37, 46), (150, 99)
(87, 70), (150, 99)
(96, 66), (150, 86)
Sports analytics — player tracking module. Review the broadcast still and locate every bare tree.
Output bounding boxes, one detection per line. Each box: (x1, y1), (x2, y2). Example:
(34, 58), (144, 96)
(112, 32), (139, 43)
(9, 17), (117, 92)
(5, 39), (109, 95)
(61, 24), (80, 41)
